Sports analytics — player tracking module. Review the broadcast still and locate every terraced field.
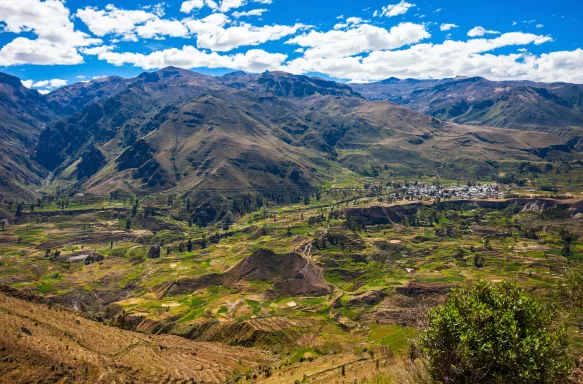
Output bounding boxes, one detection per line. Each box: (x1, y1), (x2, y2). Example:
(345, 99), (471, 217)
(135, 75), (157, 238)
(1, 178), (583, 382)
(0, 291), (272, 383)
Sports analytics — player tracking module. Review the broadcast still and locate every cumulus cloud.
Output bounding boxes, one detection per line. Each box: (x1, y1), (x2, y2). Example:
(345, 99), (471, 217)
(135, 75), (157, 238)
(85, 45), (286, 73)
(180, 0), (204, 13)
(180, 0), (271, 13)
(0, 0), (100, 66)
(287, 22), (430, 59)
(467, 26), (500, 37)
(374, 1), (416, 18)
(440, 23), (459, 31)
(3, 0), (582, 86)
(76, 4), (181, 41)
(282, 32), (557, 83)
(232, 9), (268, 18)
(135, 19), (190, 39)
(21, 78), (68, 94)
(184, 18), (307, 51)
(75, 3), (299, 52)
(334, 17), (365, 30)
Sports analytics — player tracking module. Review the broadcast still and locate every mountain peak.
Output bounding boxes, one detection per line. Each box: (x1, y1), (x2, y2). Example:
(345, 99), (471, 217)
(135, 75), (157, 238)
(377, 77), (402, 84)
(222, 71), (248, 77)
(0, 72), (26, 89)
(453, 76), (486, 83)
(247, 71), (362, 98)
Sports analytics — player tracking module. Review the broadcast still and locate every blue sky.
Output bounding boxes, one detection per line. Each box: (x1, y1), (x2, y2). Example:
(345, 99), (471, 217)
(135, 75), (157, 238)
(0, 0), (582, 93)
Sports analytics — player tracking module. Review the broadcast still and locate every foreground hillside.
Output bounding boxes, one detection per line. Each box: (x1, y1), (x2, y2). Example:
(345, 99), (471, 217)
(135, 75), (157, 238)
(0, 289), (272, 383)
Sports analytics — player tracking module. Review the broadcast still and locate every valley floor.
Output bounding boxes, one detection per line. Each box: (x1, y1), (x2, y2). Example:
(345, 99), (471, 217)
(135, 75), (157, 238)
(1, 180), (583, 382)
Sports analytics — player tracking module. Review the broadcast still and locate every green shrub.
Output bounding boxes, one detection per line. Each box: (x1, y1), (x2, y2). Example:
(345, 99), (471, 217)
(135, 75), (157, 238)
(420, 280), (573, 383)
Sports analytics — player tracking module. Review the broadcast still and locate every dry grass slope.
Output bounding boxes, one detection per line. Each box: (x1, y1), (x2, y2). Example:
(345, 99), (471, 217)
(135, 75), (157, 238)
(0, 292), (272, 383)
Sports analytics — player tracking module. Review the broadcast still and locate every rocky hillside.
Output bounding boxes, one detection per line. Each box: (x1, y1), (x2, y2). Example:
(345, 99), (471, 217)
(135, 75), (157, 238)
(0, 68), (581, 199)
(0, 73), (60, 200)
(351, 76), (583, 150)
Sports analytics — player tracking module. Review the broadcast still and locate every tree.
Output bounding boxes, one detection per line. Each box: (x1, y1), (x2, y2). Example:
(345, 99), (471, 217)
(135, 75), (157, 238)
(558, 264), (583, 311)
(221, 211), (233, 231)
(15, 202), (23, 217)
(560, 229), (576, 257)
(420, 281), (573, 384)
(131, 200), (139, 217)
(187, 238), (193, 252)
(125, 218), (131, 230)
(473, 253), (484, 268)
(147, 244), (161, 259)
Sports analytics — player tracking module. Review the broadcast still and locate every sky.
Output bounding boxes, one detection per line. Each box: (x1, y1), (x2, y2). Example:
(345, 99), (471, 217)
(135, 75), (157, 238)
(0, 0), (582, 94)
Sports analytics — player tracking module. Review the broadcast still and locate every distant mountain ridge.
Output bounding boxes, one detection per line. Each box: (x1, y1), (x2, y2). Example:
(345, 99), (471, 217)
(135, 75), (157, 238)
(0, 68), (581, 200)
(350, 76), (583, 150)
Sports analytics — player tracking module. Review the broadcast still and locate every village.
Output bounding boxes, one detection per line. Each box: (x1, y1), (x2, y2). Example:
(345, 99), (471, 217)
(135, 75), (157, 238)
(389, 182), (507, 201)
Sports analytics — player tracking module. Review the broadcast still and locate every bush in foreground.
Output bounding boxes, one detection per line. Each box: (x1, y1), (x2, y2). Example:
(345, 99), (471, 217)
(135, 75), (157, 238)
(420, 280), (573, 384)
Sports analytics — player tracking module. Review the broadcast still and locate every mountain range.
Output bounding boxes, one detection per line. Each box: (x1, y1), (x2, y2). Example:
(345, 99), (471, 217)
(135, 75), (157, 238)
(0, 68), (582, 200)
(351, 76), (583, 150)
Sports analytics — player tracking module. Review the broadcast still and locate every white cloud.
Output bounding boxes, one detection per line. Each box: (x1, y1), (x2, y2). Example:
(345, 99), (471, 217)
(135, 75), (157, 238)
(440, 23), (459, 31)
(75, 3), (297, 52)
(467, 26), (500, 37)
(287, 22), (430, 59)
(135, 19), (190, 39)
(184, 18), (306, 52)
(76, 5), (159, 40)
(87, 45), (286, 73)
(202, 13), (231, 27)
(80, 45), (116, 56)
(376, 1), (416, 18)
(37, 89), (51, 95)
(0, 38), (86, 66)
(232, 9), (268, 18)
(282, 32), (558, 83)
(21, 78), (67, 89)
(76, 4), (193, 41)
(180, 0), (205, 13)
(0, 0), (100, 66)
(152, 2), (167, 17)
(180, 0), (271, 13)
(536, 24), (543, 28)
(334, 17), (364, 30)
